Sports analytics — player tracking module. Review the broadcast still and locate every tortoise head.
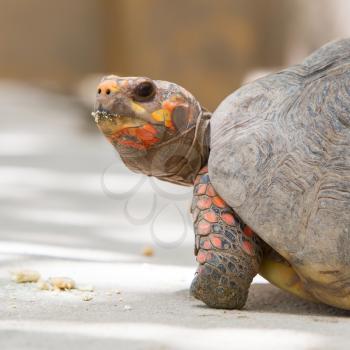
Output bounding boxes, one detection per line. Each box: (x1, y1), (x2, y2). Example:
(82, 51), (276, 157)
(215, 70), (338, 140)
(93, 75), (210, 185)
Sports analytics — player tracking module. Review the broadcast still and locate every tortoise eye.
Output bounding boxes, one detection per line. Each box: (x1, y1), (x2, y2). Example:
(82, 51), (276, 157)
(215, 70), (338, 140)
(133, 81), (156, 101)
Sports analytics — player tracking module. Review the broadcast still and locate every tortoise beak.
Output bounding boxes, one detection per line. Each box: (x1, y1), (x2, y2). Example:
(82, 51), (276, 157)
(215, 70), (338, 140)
(93, 79), (147, 134)
(95, 79), (133, 117)
(93, 112), (145, 137)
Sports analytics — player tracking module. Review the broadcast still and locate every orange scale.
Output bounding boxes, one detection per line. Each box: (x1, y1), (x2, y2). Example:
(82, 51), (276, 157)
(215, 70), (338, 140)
(135, 128), (156, 141)
(221, 212), (235, 225)
(242, 241), (254, 256)
(143, 124), (157, 134)
(195, 184), (207, 195)
(197, 197), (212, 210)
(203, 210), (218, 223)
(243, 226), (254, 237)
(206, 184), (216, 197)
(202, 239), (212, 250)
(210, 235), (223, 249)
(196, 251), (207, 264)
(212, 196), (226, 208)
(197, 220), (211, 235)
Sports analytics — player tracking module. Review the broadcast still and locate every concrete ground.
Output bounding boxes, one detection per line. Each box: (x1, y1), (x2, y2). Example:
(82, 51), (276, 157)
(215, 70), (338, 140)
(0, 82), (349, 350)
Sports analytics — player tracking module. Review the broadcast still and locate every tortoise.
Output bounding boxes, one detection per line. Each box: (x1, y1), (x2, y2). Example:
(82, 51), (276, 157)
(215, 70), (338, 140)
(92, 38), (350, 310)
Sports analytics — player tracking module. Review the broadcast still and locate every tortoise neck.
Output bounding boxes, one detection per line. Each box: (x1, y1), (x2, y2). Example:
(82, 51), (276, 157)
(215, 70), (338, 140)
(119, 107), (211, 187)
(150, 106), (211, 186)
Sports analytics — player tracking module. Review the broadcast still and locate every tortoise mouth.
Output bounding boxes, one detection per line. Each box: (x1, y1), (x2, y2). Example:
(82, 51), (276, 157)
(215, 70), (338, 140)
(91, 110), (123, 123)
(92, 109), (160, 153)
(92, 110), (146, 129)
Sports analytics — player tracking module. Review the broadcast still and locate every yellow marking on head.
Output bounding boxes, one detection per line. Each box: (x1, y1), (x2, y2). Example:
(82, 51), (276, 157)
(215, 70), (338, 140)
(164, 112), (174, 128)
(131, 101), (146, 114)
(152, 109), (170, 122)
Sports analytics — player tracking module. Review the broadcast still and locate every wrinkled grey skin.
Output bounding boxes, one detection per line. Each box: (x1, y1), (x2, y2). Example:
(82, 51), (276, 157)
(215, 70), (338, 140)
(209, 38), (350, 308)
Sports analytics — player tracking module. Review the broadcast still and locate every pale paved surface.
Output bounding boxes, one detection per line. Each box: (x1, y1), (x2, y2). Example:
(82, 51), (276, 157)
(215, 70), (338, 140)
(0, 82), (349, 350)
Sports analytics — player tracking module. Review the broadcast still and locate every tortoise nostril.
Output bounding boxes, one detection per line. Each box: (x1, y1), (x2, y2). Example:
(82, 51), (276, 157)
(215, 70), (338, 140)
(106, 89), (111, 95)
(97, 88), (102, 94)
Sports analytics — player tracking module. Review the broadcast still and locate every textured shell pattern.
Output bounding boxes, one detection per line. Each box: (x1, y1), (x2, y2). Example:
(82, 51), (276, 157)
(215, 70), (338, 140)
(209, 39), (350, 280)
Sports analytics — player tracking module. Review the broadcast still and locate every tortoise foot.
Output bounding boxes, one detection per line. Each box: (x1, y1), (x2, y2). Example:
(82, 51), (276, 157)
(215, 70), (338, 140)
(190, 263), (248, 309)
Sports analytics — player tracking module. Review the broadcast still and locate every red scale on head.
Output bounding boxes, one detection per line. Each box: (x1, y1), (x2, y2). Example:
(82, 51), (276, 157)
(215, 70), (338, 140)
(108, 123), (160, 150)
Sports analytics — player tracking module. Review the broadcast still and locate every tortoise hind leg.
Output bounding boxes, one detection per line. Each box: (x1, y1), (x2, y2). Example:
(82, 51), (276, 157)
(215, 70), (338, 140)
(190, 166), (263, 309)
(259, 248), (318, 302)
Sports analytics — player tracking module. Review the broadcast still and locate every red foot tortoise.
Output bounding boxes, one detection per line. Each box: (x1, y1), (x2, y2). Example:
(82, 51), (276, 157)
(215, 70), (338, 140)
(93, 38), (350, 310)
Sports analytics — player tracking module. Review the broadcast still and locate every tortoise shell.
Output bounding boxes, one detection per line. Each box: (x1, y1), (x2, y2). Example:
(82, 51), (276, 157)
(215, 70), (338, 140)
(209, 39), (350, 290)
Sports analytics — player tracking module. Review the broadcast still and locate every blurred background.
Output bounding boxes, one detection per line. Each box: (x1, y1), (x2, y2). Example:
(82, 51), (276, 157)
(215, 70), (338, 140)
(1, 0), (350, 109)
(1, 1), (350, 349)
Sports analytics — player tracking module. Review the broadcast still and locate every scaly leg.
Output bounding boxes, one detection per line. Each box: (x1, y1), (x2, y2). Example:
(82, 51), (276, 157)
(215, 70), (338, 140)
(190, 166), (263, 309)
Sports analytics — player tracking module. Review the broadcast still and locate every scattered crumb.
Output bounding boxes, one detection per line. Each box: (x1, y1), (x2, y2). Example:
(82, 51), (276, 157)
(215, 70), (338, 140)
(10, 270), (96, 299)
(142, 246), (154, 257)
(105, 291), (113, 296)
(124, 305), (132, 311)
(82, 294), (94, 302)
(119, 298), (123, 302)
(11, 270), (40, 283)
(37, 280), (52, 291)
(115, 289), (121, 294)
(48, 277), (76, 290)
(78, 285), (94, 292)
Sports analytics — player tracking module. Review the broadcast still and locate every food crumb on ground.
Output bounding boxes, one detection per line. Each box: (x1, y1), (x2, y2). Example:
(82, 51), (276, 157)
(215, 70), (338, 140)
(48, 277), (76, 290)
(82, 294), (94, 302)
(115, 289), (121, 294)
(11, 270), (41, 283)
(124, 305), (132, 311)
(142, 246), (154, 257)
(37, 280), (52, 291)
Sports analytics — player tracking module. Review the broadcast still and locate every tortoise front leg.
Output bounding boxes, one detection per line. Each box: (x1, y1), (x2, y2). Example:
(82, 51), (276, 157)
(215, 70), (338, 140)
(190, 166), (263, 309)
